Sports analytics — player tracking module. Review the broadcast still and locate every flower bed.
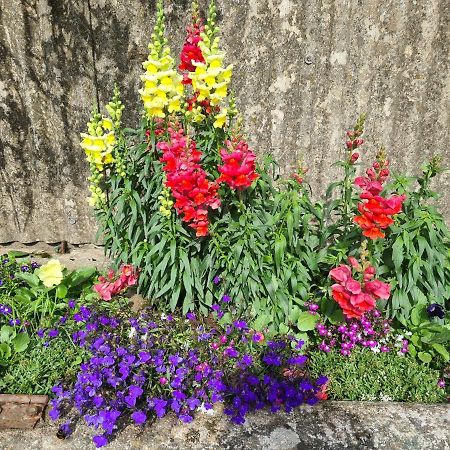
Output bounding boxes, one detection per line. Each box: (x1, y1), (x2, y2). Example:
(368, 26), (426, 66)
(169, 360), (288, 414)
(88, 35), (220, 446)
(0, 0), (449, 448)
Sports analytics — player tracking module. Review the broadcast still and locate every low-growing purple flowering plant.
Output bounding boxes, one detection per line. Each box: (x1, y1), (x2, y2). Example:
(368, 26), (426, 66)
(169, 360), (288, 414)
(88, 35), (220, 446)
(49, 300), (327, 447)
(312, 308), (409, 356)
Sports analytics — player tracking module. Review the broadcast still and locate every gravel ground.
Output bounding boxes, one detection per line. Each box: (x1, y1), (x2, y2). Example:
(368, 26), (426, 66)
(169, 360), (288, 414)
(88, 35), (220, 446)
(0, 242), (110, 271)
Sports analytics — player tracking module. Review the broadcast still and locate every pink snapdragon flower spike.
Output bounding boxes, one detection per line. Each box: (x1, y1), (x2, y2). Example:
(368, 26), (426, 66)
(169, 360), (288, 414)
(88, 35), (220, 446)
(329, 258), (390, 319)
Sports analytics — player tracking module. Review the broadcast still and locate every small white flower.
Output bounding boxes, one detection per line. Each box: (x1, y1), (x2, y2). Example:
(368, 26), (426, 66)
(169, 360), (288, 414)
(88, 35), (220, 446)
(371, 346), (380, 353)
(396, 334), (404, 341)
(128, 327), (137, 339)
(199, 403), (216, 415)
(405, 331), (412, 336)
(160, 313), (167, 321)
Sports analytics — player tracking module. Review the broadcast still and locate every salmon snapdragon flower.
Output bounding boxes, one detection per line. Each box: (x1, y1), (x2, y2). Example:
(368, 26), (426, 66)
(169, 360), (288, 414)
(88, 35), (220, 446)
(94, 265), (138, 301)
(353, 152), (405, 239)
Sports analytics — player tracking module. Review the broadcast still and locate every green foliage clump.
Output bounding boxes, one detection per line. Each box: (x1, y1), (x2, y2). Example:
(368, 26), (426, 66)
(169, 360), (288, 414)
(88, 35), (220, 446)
(308, 348), (447, 403)
(0, 338), (86, 395)
(380, 158), (450, 321)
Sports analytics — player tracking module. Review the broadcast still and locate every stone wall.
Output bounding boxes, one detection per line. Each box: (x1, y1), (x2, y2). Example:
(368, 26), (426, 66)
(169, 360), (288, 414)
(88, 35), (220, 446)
(1, 0), (449, 243)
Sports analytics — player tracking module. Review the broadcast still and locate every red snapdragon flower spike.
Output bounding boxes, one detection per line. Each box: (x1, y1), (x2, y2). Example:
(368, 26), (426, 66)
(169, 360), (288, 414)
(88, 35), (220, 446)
(217, 140), (259, 190)
(179, 15), (205, 84)
(157, 125), (220, 237)
(329, 258), (390, 319)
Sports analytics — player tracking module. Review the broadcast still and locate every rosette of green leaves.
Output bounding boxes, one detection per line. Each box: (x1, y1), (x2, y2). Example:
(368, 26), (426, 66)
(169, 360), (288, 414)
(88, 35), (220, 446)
(11, 266), (96, 332)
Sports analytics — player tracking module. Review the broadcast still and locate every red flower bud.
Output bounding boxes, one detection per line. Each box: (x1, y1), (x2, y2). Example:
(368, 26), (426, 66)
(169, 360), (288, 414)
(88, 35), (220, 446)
(350, 153), (359, 164)
(366, 168), (376, 180)
(346, 141), (354, 150)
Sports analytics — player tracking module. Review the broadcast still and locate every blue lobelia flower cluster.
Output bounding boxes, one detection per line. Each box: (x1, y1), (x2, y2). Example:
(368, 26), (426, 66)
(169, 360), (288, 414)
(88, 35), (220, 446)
(49, 303), (327, 448)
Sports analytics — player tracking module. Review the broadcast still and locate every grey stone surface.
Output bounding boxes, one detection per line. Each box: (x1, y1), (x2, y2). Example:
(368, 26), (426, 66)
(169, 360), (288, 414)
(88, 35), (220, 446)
(0, 242), (109, 270)
(1, 0), (449, 243)
(0, 402), (449, 449)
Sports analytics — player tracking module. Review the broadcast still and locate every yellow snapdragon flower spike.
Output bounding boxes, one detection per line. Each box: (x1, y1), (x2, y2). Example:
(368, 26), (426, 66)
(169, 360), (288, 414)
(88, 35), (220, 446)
(213, 107), (228, 128)
(191, 40), (233, 107)
(80, 128), (116, 170)
(80, 109), (117, 207)
(139, 0), (183, 119)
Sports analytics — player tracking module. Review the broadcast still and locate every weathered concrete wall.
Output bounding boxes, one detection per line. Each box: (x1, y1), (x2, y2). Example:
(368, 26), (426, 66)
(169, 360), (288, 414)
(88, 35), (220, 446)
(1, 0), (449, 243)
(1, 402), (450, 449)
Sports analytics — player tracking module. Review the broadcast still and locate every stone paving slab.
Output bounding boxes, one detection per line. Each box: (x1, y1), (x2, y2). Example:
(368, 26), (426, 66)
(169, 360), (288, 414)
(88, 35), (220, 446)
(0, 401), (449, 450)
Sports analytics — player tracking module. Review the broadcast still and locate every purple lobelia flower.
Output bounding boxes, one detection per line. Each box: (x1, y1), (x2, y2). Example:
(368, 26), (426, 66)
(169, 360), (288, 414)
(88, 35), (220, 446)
(93, 435), (108, 448)
(48, 329), (59, 338)
(0, 304), (12, 315)
(131, 410), (147, 425)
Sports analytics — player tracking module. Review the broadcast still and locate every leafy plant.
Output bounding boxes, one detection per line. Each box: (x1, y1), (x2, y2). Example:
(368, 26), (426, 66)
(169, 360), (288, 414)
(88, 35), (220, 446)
(0, 324), (30, 366)
(1, 262), (97, 332)
(308, 348), (447, 403)
(380, 158), (450, 322)
(403, 303), (450, 366)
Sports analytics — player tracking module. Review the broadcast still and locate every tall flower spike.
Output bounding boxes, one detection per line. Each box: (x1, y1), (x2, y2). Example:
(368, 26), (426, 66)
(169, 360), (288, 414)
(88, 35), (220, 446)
(189, 0), (233, 128)
(81, 107), (117, 207)
(179, 0), (205, 84)
(106, 85), (127, 177)
(140, 0), (183, 119)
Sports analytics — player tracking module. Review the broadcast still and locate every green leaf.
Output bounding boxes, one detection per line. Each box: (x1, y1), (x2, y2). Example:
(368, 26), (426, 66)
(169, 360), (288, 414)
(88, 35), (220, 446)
(15, 272), (40, 288)
(432, 343), (450, 361)
(418, 351), (432, 363)
(286, 212), (294, 244)
(7, 250), (29, 258)
(410, 334), (420, 346)
(219, 312), (233, 326)
(0, 326), (15, 343)
(56, 284), (68, 299)
(67, 267), (97, 287)
(392, 236), (404, 271)
(12, 332), (30, 353)
(252, 314), (270, 331)
(410, 305), (426, 326)
(329, 309), (344, 324)
(169, 285), (181, 311)
(297, 311), (319, 331)
(274, 235), (286, 269)
(0, 343), (12, 359)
